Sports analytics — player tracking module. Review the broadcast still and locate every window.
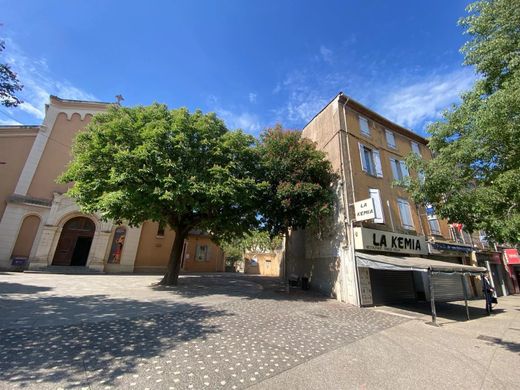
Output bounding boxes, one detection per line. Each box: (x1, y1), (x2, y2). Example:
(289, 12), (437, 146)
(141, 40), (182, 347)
(428, 218), (441, 235)
(358, 143), (383, 177)
(411, 141), (421, 156)
(156, 224), (165, 237)
(369, 188), (384, 223)
(359, 116), (370, 136)
(385, 130), (396, 149)
(390, 158), (409, 181)
(397, 198), (414, 230)
(195, 244), (209, 261)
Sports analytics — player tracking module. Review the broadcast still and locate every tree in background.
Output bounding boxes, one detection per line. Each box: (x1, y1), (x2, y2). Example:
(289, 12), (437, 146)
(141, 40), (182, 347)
(61, 104), (264, 285)
(220, 230), (282, 270)
(0, 39), (23, 107)
(257, 125), (337, 276)
(406, 0), (520, 244)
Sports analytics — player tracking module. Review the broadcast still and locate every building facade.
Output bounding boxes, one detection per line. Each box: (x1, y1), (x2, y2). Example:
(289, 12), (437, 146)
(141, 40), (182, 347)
(0, 96), (224, 274)
(285, 93), (491, 306)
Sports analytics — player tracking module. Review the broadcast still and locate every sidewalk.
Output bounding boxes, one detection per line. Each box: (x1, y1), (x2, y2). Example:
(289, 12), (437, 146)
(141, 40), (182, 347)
(252, 296), (520, 390)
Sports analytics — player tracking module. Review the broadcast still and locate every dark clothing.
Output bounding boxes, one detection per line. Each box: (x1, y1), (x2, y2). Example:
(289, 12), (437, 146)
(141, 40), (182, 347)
(482, 276), (494, 314)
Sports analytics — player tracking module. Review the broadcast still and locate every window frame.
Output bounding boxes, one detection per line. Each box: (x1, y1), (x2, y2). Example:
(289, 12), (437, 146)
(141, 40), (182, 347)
(385, 129), (396, 149)
(358, 116), (370, 136)
(397, 198), (415, 230)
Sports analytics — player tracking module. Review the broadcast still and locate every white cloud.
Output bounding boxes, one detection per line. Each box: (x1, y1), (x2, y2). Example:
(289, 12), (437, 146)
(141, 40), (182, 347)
(248, 92), (257, 103)
(375, 68), (477, 129)
(319, 45), (333, 64)
(217, 108), (262, 133)
(0, 118), (22, 125)
(2, 38), (97, 121)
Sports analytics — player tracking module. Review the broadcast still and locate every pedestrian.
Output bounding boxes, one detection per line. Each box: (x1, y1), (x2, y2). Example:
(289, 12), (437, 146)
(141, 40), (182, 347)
(482, 273), (495, 314)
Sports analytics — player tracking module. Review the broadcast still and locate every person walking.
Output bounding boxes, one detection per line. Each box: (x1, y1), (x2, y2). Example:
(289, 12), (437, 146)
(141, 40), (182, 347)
(482, 273), (495, 315)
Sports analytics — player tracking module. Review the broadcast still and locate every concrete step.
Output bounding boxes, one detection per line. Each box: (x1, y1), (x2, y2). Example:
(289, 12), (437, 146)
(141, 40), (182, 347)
(24, 265), (105, 275)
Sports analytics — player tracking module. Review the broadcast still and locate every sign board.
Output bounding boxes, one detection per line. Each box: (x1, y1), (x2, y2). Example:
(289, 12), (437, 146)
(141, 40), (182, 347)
(504, 249), (520, 265)
(11, 256), (29, 267)
(354, 198), (375, 222)
(354, 227), (428, 255)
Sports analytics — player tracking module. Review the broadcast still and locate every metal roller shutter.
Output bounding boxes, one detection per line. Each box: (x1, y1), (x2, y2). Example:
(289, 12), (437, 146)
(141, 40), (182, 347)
(432, 273), (464, 302)
(370, 269), (415, 304)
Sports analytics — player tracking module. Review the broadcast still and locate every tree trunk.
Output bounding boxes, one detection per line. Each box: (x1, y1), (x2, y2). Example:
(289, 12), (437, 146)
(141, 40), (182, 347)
(159, 227), (188, 286)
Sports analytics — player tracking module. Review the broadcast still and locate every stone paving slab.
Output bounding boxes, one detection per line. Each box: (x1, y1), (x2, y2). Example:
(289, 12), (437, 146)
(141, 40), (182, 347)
(0, 273), (409, 389)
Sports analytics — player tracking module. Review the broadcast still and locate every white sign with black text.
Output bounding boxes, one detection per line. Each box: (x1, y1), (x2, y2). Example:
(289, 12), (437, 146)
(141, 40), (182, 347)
(354, 198), (375, 221)
(354, 227), (428, 255)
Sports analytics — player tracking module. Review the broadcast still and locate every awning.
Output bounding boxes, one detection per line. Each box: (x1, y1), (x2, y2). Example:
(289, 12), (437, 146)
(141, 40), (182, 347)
(356, 252), (487, 274)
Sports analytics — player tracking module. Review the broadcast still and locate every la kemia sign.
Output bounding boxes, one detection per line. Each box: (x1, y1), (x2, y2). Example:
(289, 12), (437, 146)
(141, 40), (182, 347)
(354, 198), (376, 221)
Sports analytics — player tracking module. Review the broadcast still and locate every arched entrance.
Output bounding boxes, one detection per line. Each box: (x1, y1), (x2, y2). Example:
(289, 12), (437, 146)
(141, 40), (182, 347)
(52, 217), (95, 266)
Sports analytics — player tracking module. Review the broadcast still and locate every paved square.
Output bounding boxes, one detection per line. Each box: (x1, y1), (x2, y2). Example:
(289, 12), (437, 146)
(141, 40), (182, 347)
(0, 273), (407, 389)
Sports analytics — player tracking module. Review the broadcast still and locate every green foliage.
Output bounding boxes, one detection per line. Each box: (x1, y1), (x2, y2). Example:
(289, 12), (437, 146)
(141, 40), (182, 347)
(61, 104), (262, 235)
(0, 40), (23, 107)
(406, 0), (520, 244)
(257, 125), (338, 237)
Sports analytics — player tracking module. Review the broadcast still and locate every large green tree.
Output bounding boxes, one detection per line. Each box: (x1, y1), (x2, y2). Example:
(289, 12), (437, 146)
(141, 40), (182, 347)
(257, 126), (337, 271)
(61, 104), (263, 285)
(0, 39), (23, 107)
(406, 0), (520, 244)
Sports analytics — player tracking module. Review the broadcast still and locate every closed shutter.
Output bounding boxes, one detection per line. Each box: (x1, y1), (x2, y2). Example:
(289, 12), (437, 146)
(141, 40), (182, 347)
(370, 269), (416, 304)
(373, 150), (383, 177)
(390, 158), (400, 180)
(358, 142), (367, 172)
(369, 188), (384, 223)
(432, 273), (465, 302)
(399, 160), (409, 178)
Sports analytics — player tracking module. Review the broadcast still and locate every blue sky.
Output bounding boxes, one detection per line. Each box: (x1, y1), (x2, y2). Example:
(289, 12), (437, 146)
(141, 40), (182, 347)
(1, 0), (476, 137)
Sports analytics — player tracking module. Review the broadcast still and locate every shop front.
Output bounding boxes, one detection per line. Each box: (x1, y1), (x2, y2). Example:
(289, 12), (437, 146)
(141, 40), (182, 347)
(504, 248), (520, 294)
(353, 227), (428, 306)
(476, 251), (508, 297)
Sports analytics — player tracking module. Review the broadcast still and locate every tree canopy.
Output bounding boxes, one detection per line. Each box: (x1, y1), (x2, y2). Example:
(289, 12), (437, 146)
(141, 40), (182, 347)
(406, 0), (520, 244)
(256, 125), (337, 238)
(0, 39), (23, 107)
(61, 104), (263, 284)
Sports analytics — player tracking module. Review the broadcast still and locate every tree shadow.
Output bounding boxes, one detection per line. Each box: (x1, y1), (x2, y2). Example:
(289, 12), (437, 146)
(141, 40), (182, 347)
(150, 273), (330, 303)
(383, 300), (506, 323)
(0, 281), (53, 294)
(476, 334), (520, 354)
(0, 294), (230, 388)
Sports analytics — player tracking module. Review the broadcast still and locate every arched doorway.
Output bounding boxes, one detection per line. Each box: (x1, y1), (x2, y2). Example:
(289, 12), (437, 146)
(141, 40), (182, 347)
(52, 217), (95, 266)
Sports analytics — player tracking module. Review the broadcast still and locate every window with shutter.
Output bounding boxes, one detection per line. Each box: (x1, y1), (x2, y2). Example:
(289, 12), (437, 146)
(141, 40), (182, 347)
(369, 188), (384, 223)
(397, 198), (414, 230)
(385, 130), (396, 149)
(358, 142), (367, 172)
(411, 141), (421, 156)
(399, 160), (409, 178)
(372, 150), (383, 177)
(428, 219), (441, 235)
(359, 116), (370, 136)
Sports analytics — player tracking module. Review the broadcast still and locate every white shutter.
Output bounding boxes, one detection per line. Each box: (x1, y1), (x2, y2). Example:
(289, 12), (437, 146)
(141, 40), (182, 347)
(358, 142), (367, 172)
(373, 150), (383, 178)
(399, 160), (410, 178)
(411, 141), (421, 156)
(369, 188), (384, 223)
(359, 116), (370, 135)
(398, 198), (414, 230)
(390, 159), (400, 180)
(385, 130), (396, 148)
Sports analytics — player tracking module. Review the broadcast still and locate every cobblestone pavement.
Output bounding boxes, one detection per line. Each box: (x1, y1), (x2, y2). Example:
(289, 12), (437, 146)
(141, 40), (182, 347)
(0, 273), (408, 389)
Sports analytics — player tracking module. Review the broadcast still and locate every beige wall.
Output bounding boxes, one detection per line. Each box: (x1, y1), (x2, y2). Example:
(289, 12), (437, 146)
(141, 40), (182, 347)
(11, 215), (41, 258)
(27, 113), (93, 200)
(134, 221), (224, 272)
(0, 128), (37, 218)
(244, 252), (281, 276)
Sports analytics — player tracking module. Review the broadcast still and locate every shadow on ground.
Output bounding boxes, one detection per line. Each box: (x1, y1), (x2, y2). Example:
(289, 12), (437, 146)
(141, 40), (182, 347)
(380, 300), (506, 323)
(150, 273), (329, 303)
(0, 294), (230, 388)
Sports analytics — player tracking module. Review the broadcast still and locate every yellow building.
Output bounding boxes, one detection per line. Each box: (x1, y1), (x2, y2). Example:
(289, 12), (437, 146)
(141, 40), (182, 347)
(286, 93), (484, 306)
(0, 96), (224, 274)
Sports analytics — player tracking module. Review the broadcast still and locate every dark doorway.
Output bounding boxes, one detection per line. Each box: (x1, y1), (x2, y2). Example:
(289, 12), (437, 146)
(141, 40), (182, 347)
(52, 217), (95, 266)
(70, 237), (93, 266)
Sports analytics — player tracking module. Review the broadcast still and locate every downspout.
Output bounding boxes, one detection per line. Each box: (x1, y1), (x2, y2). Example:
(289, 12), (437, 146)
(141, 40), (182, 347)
(340, 95), (362, 307)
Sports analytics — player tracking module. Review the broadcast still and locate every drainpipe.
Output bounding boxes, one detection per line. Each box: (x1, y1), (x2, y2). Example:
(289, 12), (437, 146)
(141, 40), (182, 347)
(340, 95), (362, 307)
